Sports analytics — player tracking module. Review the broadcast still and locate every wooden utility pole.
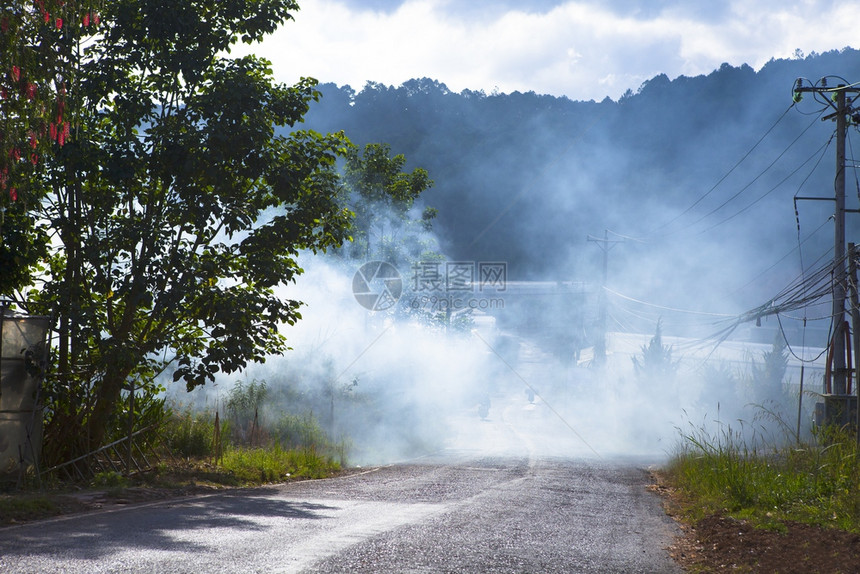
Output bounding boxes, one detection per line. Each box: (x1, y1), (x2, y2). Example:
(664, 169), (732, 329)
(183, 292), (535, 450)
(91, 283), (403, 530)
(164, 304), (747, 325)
(833, 87), (848, 396)
(793, 78), (860, 425)
(586, 230), (623, 365)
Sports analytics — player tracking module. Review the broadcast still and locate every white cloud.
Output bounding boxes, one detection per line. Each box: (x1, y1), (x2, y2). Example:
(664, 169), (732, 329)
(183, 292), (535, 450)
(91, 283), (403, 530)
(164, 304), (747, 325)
(235, 0), (859, 101)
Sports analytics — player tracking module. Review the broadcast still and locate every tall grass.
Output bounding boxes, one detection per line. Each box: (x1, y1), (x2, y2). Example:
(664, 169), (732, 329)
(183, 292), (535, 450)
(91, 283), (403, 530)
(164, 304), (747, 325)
(163, 407), (228, 458)
(220, 445), (341, 484)
(160, 399), (346, 485)
(665, 410), (860, 532)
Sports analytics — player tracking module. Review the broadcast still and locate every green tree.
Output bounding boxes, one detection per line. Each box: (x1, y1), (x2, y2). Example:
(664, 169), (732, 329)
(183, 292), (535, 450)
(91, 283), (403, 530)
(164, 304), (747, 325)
(341, 142), (435, 263)
(24, 0), (352, 459)
(698, 360), (742, 415)
(0, 1), (102, 294)
(632, 318), (678, 382)
(748, 331), (789, 407)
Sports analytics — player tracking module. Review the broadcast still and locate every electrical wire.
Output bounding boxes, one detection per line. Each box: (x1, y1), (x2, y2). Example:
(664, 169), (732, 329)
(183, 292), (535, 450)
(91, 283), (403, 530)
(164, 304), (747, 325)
(715, 130), (833, 295)
(798, 76), (856, 111)
(682, 112), (823, 233)
(692, 252), (841, 360)
(604, 78), (856, 371)
(849, 131), (860, 205)
(598, 219), (840, 361)
(776, 312), (830, 363)
(696, 133), (832, 235)
(793, 129), (837, 238)
(606, 295), (706, 332)
(603, 286), (734, 318)
(733, 216), (833, 296)
(792, 77), (834, 116)
(604, 229), (647, 243)
(646, 103), (796, 238)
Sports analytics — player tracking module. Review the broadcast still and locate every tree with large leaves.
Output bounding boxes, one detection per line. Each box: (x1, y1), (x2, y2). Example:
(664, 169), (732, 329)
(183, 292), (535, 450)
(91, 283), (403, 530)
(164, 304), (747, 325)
(14, 0), (352, 459)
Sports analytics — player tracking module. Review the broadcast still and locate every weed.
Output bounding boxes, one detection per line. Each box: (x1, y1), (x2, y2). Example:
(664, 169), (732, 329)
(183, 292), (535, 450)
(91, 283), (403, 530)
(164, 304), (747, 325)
(92, 471), (129, 489)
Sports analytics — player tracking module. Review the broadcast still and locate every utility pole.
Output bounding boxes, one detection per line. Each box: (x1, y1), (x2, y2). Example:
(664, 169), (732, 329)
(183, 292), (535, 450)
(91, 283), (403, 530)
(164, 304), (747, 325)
(833, 86), (848, 396)
(794, 78), (860, 425)
(586, 230), (623, 365)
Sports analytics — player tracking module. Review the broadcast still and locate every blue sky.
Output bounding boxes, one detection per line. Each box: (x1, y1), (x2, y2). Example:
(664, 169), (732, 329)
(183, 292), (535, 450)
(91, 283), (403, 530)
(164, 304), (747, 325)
(243, 0), (858, 101)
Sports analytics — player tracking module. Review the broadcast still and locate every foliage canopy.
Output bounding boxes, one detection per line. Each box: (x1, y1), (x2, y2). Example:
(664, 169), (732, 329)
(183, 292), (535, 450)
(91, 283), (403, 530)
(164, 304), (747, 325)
(2, 0), (354, 457)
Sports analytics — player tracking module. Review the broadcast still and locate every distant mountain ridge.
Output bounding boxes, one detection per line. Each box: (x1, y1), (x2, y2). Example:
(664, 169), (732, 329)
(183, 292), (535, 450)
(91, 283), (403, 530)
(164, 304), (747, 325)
(300, 48), (860, 319)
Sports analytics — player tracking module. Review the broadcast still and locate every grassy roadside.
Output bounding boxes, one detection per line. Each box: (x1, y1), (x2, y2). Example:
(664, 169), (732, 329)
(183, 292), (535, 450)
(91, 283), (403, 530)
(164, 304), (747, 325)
(655, 414), (860, 572)
(1, 397), (347, 527)
(662, 420), (860, 534)
(0, 447), (344, 527)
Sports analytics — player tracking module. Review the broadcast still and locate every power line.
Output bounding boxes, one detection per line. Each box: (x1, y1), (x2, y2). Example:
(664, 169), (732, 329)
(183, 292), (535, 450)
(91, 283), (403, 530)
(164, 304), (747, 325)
(603, 286), (734, 318)
(733, 215), (833, 295)
(646, 103), (796, 238)
(683, 112), (823, 234)
(697, 131), (831, 235)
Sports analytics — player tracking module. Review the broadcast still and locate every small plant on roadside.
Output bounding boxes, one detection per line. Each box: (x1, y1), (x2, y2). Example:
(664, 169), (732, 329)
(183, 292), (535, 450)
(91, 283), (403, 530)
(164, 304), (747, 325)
(92, 471), (129, 489)
(225, 379), (269, 446)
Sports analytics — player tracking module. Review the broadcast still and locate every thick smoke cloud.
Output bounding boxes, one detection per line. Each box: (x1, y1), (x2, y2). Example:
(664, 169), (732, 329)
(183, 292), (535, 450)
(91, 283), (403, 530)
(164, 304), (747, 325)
(173, 53), (854, 464)
(172, 250), (824, 465)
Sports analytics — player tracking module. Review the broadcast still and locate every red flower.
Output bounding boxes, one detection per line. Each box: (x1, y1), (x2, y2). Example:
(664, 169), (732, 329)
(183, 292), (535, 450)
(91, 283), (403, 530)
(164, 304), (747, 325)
(30, 153), (38, 165)
(29, 132), (38, 149)
(25, 82), (36, 100)
(10, 188), (17, 201)
(56, 18), (62, 29)
(93, 13), (100, 26)
(83, 13), (90, 27)
(11, 65), (20, 82)
(44, 12), (50, 24)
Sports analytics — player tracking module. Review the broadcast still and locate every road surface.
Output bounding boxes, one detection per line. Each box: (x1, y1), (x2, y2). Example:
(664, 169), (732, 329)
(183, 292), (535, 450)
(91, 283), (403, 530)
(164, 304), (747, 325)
(0, 403), (683, 573)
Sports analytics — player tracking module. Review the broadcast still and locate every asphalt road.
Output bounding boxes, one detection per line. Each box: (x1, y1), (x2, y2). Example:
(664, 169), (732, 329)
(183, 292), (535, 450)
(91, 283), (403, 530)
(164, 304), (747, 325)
(0, 401), (683, 574)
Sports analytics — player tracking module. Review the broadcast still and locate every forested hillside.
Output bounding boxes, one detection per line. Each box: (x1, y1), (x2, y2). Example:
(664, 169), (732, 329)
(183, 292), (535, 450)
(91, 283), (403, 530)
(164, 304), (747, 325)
(300, 48), (860, 337)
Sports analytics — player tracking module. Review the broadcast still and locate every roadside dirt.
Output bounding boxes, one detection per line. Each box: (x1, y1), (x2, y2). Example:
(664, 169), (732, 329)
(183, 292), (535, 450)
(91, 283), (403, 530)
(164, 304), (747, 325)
(651, 473), (860, 573)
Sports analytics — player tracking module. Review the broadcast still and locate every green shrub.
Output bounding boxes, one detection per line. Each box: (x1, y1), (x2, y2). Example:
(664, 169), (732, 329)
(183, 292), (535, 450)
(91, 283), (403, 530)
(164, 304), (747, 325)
(92, 471), (129, 489)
